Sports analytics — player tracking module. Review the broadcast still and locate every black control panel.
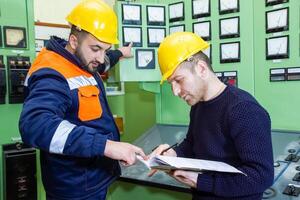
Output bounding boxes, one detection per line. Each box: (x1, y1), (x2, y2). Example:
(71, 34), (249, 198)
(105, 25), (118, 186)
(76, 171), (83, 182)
(7, 56), (30, 103)
(216, 71), (238, 87)
(263, 132), (300, 199)
(0, 55), (6, 104)
(2, 143), (37, 200)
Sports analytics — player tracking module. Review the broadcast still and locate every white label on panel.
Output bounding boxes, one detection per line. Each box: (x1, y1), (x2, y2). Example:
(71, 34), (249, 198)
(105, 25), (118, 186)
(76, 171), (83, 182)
(271, 69), (285, 74)
(288, 68), (300, 73)
(224, 71), (237, 76)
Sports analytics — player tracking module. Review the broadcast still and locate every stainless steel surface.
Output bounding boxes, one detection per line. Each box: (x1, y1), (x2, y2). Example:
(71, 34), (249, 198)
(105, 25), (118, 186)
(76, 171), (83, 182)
(120, 125), (300, 199)
(121, 125), (189, 189)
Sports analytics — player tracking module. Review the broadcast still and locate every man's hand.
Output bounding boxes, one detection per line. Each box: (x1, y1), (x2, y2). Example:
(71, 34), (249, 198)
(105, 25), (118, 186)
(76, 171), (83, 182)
(147, 144), (177, 177)
(118, 42), (133, 59)
(169, 170), (199, 188)
(104, 140), (146, 166)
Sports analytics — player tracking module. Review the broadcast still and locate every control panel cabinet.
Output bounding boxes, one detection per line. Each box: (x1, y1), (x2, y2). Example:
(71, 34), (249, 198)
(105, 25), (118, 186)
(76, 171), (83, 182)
(0, 55), (6, 104)
(7, 56), (30, 104)
(2, 143), (37, 200)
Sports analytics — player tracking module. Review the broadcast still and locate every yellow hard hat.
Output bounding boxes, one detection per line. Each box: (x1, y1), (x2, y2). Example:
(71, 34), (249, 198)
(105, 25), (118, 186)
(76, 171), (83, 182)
(158, 32), (209, 84)
(66, 0), (119, 44)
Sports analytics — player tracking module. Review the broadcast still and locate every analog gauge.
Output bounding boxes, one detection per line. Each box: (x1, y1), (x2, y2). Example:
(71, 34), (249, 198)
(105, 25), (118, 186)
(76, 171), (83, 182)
(147, 28), (166, 47)
(266, 8), (288, 33)
(220, 17), (239, 39)
(122, 4), (142, 25)
(136, 49), (155, 69)
(4, 27), (27, 48)
(169, 25), (185, 34)
(147, 6), (165, 26)
(122, 26), (142, 47)
(192, 0), (210, 18)
(169, 2), (184, 22)
(219, 0), (239, 14)
(266, 36), (289, 59)
(193, 21), (211, 41)
(220, 42), (240, 63)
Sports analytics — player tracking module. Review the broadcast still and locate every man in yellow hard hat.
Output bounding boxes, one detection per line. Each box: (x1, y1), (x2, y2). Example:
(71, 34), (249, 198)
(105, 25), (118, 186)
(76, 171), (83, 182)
(149, 32), (274, 200)
(19, 0), (145, 199)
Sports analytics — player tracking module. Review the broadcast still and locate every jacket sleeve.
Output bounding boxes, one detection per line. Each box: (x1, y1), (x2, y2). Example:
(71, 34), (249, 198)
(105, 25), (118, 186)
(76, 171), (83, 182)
(98, 50), (123, 74)
(195, 102), (274, 197)
(19, 69), (110, 158)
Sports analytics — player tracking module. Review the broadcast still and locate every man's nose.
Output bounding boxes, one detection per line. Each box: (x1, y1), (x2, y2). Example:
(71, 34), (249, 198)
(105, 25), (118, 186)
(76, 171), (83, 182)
(172, 83), (180, 96)
(96, 52), (105, 64)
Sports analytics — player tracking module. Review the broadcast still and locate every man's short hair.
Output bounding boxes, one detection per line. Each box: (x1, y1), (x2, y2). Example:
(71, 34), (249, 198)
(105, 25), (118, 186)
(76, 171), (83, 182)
(69, 25), (89, 42)
(181, 51), (213, 72)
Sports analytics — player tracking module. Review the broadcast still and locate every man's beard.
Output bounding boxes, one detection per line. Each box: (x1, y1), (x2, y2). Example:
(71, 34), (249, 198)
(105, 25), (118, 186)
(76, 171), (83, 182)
(74, 47), (99, 73)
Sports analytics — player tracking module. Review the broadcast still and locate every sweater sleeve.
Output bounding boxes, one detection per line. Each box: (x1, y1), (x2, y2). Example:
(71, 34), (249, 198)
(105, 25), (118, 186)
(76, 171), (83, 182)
(196, 101), (274, 197)
(175, 108), (195, 158)
(19, 69), (111, 158)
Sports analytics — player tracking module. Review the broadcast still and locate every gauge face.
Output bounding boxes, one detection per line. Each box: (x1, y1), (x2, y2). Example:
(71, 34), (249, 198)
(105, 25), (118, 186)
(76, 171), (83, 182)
(220, 17), (239, 39)
(122, 26), (142, 47)
(136, 49), (155, 69)
(169, 25), (185, 34)
(192, 0), (210, 18)
(193, 21), (211, 41)
(122, 4), (142, 25)
(220, 42), (240, 63)
(266, 36), (289, 59)
(147, 6), (165, 26)
(4, 27), (27, 48)
(219, 0), (239, 14)
(266, 8), (288, 33)
(169, 2), (184, 22)
(147, 28), (166, 47)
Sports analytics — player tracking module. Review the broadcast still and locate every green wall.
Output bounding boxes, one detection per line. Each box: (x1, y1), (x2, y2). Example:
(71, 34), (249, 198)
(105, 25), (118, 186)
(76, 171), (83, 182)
(253, 0), (300, 130)
(0, 0), (36, 199)
(107, 82), (156, 142)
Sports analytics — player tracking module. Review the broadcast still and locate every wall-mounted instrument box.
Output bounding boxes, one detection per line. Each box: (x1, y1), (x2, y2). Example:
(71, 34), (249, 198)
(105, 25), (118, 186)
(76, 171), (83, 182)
(0, 55), (6, 104)
(7, 56), (31, 104)
(2, 143), (37, 200)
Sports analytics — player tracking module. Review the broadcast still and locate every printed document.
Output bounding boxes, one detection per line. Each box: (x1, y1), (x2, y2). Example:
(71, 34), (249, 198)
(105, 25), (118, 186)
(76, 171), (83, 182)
(137, 155), (246, 175)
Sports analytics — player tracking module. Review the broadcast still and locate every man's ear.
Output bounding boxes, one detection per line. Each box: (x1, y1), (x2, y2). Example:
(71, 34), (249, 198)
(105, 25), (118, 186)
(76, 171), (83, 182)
(69, 34), (78, 50)
(194, 60), (208, 79)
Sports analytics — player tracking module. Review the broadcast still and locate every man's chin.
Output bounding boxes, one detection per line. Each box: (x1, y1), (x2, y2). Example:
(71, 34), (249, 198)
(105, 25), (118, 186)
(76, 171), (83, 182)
(186, 99), (196, 106)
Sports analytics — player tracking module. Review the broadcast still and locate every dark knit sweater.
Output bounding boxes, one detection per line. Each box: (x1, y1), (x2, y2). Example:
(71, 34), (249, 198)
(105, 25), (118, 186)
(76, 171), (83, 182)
(175, 85), (274, 200)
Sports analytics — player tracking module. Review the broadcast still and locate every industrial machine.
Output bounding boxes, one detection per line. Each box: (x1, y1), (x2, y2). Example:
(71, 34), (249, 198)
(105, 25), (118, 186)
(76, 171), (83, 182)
(119, 125), (300, 199)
